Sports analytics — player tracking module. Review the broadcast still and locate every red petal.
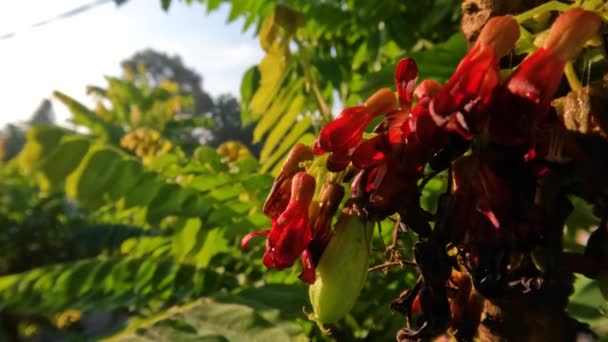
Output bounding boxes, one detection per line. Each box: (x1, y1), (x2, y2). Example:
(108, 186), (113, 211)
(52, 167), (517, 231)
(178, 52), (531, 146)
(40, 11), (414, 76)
(240, 230), (271, 250)
(352, 135), (389, 169)
(312, 138), (325, 155)
(318, 106), (373, 152)
(414, 79), (442, 103)
(489, 48), (565, 149)
(265, 201), (313, 270)
(430, 44), (499, 135)
(350, 170), (364, 198)
(476, 205), (500, 230)
(395, 58), (419, 108)
(298, 249), (316, 284)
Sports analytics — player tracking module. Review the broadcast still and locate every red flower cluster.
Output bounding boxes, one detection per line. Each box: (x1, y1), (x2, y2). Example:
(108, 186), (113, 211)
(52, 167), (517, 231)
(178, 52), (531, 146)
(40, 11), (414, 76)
(241, 143), (347, 284)
(241, 11), (603, 322)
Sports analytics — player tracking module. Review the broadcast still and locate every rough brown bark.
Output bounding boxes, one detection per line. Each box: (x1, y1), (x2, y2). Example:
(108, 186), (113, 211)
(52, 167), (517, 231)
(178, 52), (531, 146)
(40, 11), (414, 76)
(460, 0), (547, 46)
(459, 2), (601, 341)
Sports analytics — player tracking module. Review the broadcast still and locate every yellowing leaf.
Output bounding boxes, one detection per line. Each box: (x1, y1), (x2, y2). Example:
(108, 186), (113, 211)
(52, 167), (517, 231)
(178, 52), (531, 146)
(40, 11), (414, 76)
(259, 95), (305, 162)
(253, 79), (303, 143)
(259, 13), (277, 52)
(261, 116), (312, 173)
(250, 42), (290, 115)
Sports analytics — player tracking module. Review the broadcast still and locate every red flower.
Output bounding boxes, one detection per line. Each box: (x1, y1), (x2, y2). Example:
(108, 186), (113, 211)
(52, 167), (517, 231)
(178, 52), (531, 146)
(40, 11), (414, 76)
(430, 15), (520, 137)
(352, 134), (390, 170)
(314, 87), (397, 171)
(489, 9), (601, 160)
(242, 172), (316, 274)
(351, 59), (420, 169)
(316, 105), (373, 153)
(263, 144), (314, 219)
(395, 57), (419, 108)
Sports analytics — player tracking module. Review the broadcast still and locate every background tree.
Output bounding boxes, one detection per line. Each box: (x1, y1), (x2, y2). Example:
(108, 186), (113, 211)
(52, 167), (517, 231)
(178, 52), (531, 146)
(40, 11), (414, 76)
(28, 99), (56, 126)
(0, 124), (26, 161)
(121, 49), (258, 152)
(0, 99), (56, 161)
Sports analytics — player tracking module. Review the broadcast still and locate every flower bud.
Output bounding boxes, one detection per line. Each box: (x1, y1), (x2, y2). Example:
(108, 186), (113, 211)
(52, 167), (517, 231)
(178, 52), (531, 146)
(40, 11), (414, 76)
(543, 8), (601, 62)
(263, 144), (313, 218)
(394, 58), (418, 108)
(478, 15), (519, 56)
(364, 87), (398, 116)
(308, 209), (374, 327)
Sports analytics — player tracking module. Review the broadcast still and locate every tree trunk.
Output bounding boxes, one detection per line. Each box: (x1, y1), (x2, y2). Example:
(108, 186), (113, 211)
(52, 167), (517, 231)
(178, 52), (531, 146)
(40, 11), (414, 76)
(460, 1), (599, 341)
(460, 0), (547, 46)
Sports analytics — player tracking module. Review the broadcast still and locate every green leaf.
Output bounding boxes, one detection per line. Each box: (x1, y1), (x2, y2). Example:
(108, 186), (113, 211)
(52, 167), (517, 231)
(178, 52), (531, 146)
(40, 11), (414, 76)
(240, 66), (261, 125)
(65, 145), (125, 208)
(261, 116), (312, 173)
(107, 158), (144, 200)
(146, 184), (196, 224)
(194, 227), (229, 267)
(53, 91), (123, 142)
(193, 146), (225, 171)
(124, 172), (163, 208)
(253, 79), (303, 143)
(568, 275), (607, 330)
(206, 0), (222, 13)
(250, 42), (290, 115)
(18, 125), (67, 173)
(37, 135), (90, 192)
(188, 173), (232, 192)
(259, 95), (305, 162)
(0, 257), (205, 315)
(103, 293), (308, 341)
(360, 33), (466, 95)
(173, 218), (202, 261)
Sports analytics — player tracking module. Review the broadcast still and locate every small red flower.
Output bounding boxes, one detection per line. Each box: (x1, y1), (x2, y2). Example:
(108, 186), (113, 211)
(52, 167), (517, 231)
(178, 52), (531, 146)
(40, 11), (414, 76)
(395, 57), (419, 108)
(430, 15), (520, 137)
(316, 105), (373, 153)
(242, 172), (316, 273)
(263, 144), (314, 219)
(350, 59), (419, 170)
(314, 88), (397, 171)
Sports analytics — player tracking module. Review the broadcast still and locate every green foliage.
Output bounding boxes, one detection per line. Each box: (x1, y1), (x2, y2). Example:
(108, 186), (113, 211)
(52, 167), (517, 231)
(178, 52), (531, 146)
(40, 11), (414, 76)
(2, 1), (608, 341)
(104, 286), (309, 341)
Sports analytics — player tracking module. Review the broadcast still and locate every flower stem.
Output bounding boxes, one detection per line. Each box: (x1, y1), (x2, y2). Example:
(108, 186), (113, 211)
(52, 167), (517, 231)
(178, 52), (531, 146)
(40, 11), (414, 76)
(294, 37), (333, 125)
(564, 61), (582, 91)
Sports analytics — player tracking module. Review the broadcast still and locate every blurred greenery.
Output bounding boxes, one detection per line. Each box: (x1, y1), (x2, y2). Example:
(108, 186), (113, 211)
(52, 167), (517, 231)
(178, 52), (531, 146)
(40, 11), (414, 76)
(0, 0), (606, 341)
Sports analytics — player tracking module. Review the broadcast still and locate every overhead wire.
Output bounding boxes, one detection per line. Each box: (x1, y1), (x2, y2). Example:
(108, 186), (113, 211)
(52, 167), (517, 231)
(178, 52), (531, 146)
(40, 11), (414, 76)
(0, 0), (117, 40)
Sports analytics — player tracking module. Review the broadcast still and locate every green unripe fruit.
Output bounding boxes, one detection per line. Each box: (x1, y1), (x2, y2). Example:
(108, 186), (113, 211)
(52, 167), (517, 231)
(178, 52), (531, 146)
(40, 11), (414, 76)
(308, 209), (374, 329)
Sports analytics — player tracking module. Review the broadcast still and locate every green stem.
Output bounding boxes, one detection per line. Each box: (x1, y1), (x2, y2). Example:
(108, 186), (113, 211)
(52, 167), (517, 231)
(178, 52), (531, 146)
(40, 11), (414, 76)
(514, 1), (571, 23)
(294, 37), (333, 125)
(564, 61), (582, 91)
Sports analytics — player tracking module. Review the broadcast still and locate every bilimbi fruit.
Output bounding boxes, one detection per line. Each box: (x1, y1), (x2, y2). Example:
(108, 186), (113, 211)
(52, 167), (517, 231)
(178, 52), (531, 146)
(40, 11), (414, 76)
(308, 208), (374, 328)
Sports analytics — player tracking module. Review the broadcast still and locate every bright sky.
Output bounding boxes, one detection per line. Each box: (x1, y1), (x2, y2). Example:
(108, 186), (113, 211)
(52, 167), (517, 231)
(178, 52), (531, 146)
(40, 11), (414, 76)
(0, 0), (263, 127)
